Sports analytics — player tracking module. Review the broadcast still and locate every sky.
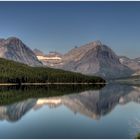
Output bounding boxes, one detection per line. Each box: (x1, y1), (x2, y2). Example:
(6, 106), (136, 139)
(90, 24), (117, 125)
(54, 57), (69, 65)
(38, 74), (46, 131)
(0, 1), (140, 58)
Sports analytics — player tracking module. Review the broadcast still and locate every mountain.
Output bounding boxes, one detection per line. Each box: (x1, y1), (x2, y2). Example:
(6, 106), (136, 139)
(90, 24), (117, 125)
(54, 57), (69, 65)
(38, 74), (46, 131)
(1, 37), (133, 79)
(0, 37), (42, 66)
(0, 57), (105, 83)
(35, 41), (133, 79)
(119, 56), (140, 71)
(50, 41), (133, 79)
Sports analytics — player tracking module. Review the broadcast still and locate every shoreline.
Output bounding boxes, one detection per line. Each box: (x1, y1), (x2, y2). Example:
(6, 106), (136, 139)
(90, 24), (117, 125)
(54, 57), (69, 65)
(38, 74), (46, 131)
(0, 83), (106, 86)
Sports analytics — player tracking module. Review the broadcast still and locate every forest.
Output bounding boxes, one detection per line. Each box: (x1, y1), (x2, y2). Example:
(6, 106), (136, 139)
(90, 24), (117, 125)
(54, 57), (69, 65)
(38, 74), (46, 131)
(0, 58), (105, 84)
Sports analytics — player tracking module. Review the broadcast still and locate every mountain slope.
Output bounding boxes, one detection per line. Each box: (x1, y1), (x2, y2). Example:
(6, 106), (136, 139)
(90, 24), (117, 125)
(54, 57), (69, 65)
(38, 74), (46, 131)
(56, 41), (133, 79)
(0, 37), (42, 66)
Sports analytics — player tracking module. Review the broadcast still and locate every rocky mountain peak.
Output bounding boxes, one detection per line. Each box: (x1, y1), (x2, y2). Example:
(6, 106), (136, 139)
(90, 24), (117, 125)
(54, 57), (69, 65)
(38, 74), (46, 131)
(7, 36), (21, 41)
(81, 40), (102, 49)
(0, 37), (42, 66)
(0, 37), (25, 47)
(87, 40), (102, 48)
(6, 37), (22, 45)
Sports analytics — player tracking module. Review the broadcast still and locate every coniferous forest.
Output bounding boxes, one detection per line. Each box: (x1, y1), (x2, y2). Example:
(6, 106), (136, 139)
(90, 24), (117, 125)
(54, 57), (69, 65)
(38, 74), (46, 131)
(0, 58), (105, 84)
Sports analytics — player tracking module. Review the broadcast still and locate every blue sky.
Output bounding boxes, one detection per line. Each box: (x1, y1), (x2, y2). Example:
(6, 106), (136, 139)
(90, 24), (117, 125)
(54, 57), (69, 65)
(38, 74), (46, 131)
(0, 1), (140, 58)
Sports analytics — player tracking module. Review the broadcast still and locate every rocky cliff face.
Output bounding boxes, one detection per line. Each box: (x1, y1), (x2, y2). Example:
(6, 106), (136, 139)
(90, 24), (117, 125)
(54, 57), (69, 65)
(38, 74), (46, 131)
(0, 37), (42, 66)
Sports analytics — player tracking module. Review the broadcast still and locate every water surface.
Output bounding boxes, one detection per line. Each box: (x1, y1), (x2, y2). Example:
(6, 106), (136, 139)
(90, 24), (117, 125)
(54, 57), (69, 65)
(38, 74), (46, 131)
(0, 84), (140, 138)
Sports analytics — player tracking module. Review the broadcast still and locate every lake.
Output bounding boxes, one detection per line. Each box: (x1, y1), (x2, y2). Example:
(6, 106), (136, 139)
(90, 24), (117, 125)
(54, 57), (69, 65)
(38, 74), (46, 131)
(0, 84), (140, 139)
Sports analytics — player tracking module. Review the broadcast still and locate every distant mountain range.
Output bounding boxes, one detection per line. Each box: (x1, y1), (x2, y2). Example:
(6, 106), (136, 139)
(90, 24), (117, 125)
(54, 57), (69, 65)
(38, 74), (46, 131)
(0, 37), (140, 79)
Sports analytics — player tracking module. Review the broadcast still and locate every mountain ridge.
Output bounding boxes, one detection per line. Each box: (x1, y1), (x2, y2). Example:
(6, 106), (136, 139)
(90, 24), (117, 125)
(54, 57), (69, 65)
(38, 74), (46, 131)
(0, 37), (138, 79)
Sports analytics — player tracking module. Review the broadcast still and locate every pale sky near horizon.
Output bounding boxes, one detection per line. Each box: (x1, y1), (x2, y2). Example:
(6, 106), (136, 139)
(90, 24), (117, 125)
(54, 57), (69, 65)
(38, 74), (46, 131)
(0, 1), (140, 58)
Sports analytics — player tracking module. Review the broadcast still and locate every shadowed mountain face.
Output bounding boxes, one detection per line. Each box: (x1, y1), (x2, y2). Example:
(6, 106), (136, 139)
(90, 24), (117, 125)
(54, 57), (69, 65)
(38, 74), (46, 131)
(0, 84), (140, 122)
(0, 37), (42, 66)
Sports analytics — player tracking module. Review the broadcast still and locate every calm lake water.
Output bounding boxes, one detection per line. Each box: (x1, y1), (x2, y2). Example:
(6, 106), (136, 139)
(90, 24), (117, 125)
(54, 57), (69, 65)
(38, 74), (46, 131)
(0, 84), (140, 138)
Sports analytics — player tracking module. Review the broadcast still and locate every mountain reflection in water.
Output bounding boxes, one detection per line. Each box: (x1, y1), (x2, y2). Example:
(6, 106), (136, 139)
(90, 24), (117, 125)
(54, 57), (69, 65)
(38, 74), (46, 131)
(0, 84), (139, 122)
